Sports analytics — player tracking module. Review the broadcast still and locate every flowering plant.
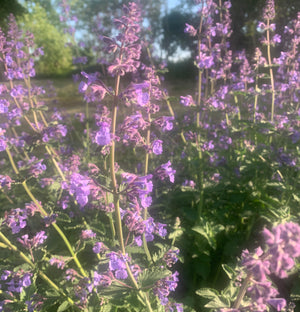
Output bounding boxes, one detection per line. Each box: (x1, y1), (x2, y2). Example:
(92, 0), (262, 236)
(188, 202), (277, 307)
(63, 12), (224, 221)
(0, 6), (182, 312)
(0, 0), (299, 311)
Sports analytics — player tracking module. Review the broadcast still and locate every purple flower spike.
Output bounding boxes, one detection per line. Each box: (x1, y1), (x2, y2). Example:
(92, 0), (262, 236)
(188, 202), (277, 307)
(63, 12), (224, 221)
(180, 95), (195, 107)
(241, 247), (270, 282)
(152, 139), (163, 155)
(267, 298), (287, 311)
(95, 122), (111, 146)
(78, 81), (88, 93)
(155, 161), (176, 183)
(184, 23), (197, 36)
(107, 252), (129, 280)
(49, 257), (66, 269)
(136, 89), (149, 106)
(81, 229), (96, 240)
(263, 222), (300, 278)
(263, 0), (275, 20)
(93, 242), (107, 254)
(163, 249), (180, 267)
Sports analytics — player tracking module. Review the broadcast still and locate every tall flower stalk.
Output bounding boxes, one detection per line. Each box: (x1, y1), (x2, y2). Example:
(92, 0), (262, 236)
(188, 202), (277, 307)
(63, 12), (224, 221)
(262, 0), (276, 122)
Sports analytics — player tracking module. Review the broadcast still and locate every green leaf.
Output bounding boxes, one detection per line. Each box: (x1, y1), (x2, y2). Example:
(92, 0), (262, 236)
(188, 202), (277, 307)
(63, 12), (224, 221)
(266, 182), (286, 190)
(100, 283), (130, 297)
(138, 268), (171, 290)
(100, 304), (113, 312)
(57, 212), (72, 223)
(20, 289), (26, 302)
(168, 228), (183, 240)
(292, 194), (300, 203)
(125, 292), (144, 312)
(290, 280), (300, 301)
(195, 288), (219, 300)
(48, 181), (62, 193)
(222, 264), (236, 280)
(87, 293), (102, 312)
(125, 246), (147, 255)
(192, 223), (224, 250)
(204, 296), (230, 309)
(57, 300), (71, 312)
(222, 283), (239, 300)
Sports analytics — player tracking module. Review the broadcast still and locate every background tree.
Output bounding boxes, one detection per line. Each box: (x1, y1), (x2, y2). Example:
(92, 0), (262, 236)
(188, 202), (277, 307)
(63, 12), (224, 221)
(161, 11), (197, 60)
(21, 3), (73, 76)
(0, 0), (25, 31)
(178, 0), (300, 55)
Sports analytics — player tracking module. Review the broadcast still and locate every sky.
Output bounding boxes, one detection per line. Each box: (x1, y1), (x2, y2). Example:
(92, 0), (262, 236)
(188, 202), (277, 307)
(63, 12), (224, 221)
(168, 0), (182, 10)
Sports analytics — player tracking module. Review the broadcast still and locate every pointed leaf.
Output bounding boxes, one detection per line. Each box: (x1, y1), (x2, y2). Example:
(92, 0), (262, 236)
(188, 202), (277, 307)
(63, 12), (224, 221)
(138, 268), (171, 290)
(196, 288), (219, 299)
(204, 296), (230, 309)
(57, 300), (71, 312)
(222, 264), (236, 280)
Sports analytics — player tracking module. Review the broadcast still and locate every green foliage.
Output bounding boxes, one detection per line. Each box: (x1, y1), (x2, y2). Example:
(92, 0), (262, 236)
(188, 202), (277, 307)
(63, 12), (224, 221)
(0, 0), (25, 31)
(20, 4), (72, 76)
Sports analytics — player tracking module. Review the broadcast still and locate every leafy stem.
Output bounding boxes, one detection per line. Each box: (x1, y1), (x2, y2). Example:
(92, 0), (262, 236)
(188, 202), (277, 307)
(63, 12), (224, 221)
(266, 18), (275, 122)
(0, 231), (75, 307)
(233, 274), (251, 309)
(142, 112), (153, 263)
(5, 147), (87, 277)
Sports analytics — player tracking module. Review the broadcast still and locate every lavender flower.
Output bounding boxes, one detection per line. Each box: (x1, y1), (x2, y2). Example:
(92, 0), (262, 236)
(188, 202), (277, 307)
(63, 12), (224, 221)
(81, 229), (96, 240)
(152, 139), (163, 155)
(231, 222), (300, 311)
(17, 231), (47, 249)
(92, 242), (107, 254)
(122, 172), (153, 208)
(154, 116), (174, 132)
(180, 95), (195, 107)
(153, 272), (179, 306)
(1, 271), (32, 293)
(155, 161), (176, 183)
(3, 208), (28, 234)
(263, 0), (275, 20)
(263, 222), (300, 278)
(95, 122), (111, 146)
(184, 23), (197, 36)
(49, 257), (66, 269)
(241, 247), (270, 282)
(107, 252), (129, 280)
(163, 249), (180, 267)
(65, 173), (91, 208)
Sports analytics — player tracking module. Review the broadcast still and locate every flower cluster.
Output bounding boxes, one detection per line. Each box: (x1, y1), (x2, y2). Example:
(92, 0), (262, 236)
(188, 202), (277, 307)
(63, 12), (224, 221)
(233, 222), (300, 311)
(1, 270), (32, 293)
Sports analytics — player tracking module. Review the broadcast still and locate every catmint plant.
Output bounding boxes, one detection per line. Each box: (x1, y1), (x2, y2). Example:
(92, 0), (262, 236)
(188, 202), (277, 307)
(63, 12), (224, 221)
(202, 222), (300, 312)
(0, 0), (299, 311)
(0, 3), (182, 312)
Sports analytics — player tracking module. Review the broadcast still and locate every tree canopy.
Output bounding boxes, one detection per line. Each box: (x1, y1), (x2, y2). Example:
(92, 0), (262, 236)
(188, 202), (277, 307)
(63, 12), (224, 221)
(1, 0), (300, 76)
(0, 0), (25, 31)
(21, 3), (73, 75)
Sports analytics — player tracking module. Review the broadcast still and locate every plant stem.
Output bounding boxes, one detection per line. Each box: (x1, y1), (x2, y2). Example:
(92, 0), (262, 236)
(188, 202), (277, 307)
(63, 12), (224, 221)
(5, 147), (87, 277)
(45, 145), (66, 181)
(0, 187), (14, 204)
(85, 100), (90, 161)
(22, 180), (87, 277)
(266, 19), (275, 122)
(109, 57), (153, 312)
(145, 46), (175, 118)
(233, 274), (251, 309)
(111, 74), (126, 255)
(142, 112), (153, 263)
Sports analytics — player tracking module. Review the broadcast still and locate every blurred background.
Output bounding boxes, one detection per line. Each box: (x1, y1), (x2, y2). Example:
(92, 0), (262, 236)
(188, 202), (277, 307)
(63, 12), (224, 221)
(1, 0), (299, 78)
